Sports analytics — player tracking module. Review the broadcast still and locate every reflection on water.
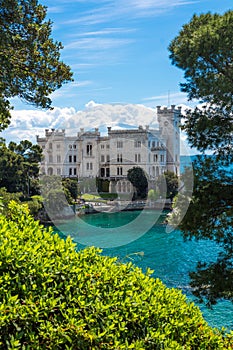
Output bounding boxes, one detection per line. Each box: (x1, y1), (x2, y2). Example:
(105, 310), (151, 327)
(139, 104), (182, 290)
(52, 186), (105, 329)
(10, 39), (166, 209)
(54, 210), (233, 330)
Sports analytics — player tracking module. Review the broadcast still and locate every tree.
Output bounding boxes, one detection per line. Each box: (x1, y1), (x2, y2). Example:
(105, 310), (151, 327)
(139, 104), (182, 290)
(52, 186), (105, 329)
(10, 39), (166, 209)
(148, 189), (158, 202)
(0, 139), (42, 195)
(157, 171), (179, 201)
(127, 167), (148, 199)
(0, 0), (73, 131)
(62, 177), (80, 202)
(0, 202), (232, 349)
(39, 175), (76, 220)
(169, 11), (233, 110)
(0, 187), (22, 216)
(169, 11), (233, 305)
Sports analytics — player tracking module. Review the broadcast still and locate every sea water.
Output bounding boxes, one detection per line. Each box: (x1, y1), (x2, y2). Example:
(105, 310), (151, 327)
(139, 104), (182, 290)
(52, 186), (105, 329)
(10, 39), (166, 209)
(55, 210), (233, 331)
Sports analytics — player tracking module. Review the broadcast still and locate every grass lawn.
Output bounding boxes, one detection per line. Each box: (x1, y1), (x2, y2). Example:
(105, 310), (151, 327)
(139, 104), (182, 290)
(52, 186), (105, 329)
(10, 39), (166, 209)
(81, 193), (101, 201)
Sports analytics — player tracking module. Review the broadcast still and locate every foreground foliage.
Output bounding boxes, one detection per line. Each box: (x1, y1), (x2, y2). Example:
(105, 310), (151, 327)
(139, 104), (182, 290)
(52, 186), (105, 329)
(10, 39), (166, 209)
(0, 202), (232, 349)
(169, 10), (233, 304)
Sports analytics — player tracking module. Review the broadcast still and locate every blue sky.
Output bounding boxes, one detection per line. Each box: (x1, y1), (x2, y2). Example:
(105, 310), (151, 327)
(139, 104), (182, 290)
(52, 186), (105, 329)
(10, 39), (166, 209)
(12, 0), (232, 110)
(4, 0), (232, 147)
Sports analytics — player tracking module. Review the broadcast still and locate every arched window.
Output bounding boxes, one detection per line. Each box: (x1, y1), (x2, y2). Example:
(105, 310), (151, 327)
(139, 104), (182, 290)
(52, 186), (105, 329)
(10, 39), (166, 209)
(152, 166), (155, 177)
(48, 167), (53, 175)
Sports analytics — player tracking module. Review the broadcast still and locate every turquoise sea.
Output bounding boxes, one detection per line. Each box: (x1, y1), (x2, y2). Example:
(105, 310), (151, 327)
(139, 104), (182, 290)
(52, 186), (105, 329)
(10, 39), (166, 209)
(55, 209), (233, 331)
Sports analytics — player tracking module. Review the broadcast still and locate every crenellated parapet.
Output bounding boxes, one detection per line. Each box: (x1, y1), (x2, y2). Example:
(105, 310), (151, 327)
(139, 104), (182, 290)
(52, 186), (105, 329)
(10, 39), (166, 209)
(157, 105), (182, 114)
(44, 129), (66, 137)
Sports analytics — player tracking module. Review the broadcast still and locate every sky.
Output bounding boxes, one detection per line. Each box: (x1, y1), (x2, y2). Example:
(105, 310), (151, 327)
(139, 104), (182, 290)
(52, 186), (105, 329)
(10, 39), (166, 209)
(2, 0), (232, 149)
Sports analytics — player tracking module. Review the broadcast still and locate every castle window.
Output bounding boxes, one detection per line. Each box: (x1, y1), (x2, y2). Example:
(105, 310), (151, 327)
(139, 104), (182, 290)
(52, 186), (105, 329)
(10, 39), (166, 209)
(101, 155), (105, 162)
(135, 154), (141, 162)
(134, 140), (141, 148)
(57, 168), (61, 175)
(69, 155), (72, 163)
(101, 144), (104, 149)
(57, 155), (61, 163)
(117, 141), (123, 148)
(48, 167), (53, 175)
(73, 155), (77, 163)
(117, 154), (122, 163)
(87, 143), (92, 156)
(69, 168), (72, 176)
(117, 167), (123, 175)
(73, 168), (77, 176)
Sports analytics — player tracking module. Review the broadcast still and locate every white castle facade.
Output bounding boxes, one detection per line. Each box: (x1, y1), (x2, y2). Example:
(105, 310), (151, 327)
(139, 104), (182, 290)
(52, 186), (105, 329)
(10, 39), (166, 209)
(37, 105), (182, 193)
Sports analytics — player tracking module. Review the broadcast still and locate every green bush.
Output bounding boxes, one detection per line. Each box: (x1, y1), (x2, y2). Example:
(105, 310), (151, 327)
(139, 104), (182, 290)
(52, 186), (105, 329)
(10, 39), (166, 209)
(0, 202), (232, 349)
(0, 188), (22, 216)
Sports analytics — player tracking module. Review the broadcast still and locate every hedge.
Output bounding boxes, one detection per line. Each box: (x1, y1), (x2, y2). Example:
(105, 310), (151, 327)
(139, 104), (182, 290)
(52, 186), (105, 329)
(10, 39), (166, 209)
(0, 202), (232, 349)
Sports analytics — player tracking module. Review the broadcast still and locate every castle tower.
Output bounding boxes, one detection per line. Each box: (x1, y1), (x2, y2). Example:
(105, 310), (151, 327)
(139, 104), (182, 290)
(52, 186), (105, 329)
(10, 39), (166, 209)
(157, 105), (182, 175)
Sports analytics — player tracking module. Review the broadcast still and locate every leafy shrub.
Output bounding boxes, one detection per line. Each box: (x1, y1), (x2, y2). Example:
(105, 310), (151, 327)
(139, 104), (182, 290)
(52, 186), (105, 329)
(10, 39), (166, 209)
(0, 202), (232, 349)
(25, 195), (43, 218)
(0, 187), (22, 216)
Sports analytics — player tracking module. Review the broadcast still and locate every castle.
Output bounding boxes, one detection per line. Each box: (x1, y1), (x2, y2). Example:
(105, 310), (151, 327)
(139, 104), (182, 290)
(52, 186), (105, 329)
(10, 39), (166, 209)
(37, 105), (182, 193)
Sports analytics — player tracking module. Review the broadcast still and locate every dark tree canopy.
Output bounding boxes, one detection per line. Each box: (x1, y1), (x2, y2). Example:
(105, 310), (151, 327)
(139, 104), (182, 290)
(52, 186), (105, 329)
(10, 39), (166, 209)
(169, 11), (233, 110)
(127, 167), (148, 199)
(169, 11), (233, 305)
(0, 139), (42, 195)
(0, 0), (73, 130)
(157, 171), (179, 200)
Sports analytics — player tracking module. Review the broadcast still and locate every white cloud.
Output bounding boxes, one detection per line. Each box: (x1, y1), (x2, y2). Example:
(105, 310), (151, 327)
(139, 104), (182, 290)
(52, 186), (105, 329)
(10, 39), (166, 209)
(1, 101), (196, 155)
(64, 0), (198, 26)
(47, 6), (64, 14)
(59, 102), (158, 135)
(142, 92), (199, 109)
(69, 28), (136, 38)
(2, 102), (157, 143)
(49, 80), (93, 101)
(1, 107), (77, 144)
(65, 37), (134, 50)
